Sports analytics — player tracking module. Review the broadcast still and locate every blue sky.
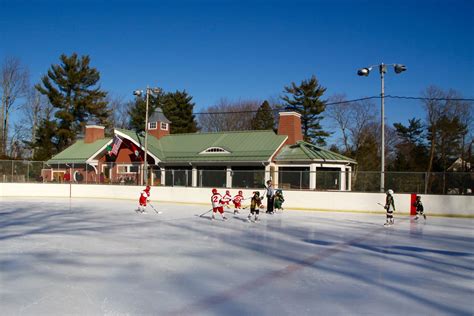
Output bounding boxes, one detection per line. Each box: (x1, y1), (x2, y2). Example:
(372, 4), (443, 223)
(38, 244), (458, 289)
(1, 0), (473, 131)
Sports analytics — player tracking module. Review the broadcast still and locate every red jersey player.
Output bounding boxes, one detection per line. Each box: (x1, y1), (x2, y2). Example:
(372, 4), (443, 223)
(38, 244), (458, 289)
(232, 190), (244, 215)
(221, 190), (232, 208)
(211, 188), (227, 221)
(136, 185), (151, 214)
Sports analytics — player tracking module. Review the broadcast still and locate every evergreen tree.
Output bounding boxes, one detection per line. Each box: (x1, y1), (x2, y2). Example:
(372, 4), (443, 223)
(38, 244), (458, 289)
(32, 118), (58, 161)
(432, 115), (467, 171)
(392, 118), (428, 171)
(281, 75), (330, 145)
(35, 53), (109, 152)
(162, 90), (198, 134)
(251, 100), (274, 130)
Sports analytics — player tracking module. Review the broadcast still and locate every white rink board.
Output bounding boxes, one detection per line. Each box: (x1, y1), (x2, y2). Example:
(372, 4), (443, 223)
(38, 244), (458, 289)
(1, 183), (473, 216)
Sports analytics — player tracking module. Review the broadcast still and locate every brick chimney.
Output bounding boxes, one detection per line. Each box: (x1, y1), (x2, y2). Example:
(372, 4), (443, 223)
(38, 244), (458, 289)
(84, 125), (105, 143)
(148, 108), (171, 139)
(277, 111), (303, 145)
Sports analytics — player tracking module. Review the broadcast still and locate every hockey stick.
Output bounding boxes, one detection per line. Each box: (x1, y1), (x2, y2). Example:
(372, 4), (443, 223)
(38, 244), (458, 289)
(377, 202), (386, 208)
(199, 209), (213, 217)
(149, 203), (162, 214)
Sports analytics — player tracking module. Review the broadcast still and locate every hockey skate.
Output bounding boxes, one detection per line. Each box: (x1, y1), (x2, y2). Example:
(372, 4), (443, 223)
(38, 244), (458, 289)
(211, 214), (215, 221)
(423, 214), (426, 220)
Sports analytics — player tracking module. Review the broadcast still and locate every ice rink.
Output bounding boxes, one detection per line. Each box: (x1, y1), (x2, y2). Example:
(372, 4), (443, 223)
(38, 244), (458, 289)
(0, 197), (473, 316)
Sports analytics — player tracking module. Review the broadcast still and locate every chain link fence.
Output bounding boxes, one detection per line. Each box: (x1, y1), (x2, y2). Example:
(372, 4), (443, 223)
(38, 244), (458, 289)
(0, 160), (472, 195)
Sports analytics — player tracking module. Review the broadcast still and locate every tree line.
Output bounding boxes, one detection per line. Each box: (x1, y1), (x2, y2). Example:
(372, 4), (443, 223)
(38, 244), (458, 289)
(1, 53), (472, 177)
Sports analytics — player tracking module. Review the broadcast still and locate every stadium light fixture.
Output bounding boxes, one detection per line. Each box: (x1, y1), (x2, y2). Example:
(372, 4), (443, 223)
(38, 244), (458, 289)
(357, 63), (407, 192)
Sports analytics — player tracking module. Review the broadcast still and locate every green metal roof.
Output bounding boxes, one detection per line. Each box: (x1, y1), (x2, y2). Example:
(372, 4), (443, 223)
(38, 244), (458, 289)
(275, 141), (356, 163)
(46, 130), (356, 165)
(159, 130), (287, 162)
(118, 129), (288, 163)
(47, 138), (112, 164)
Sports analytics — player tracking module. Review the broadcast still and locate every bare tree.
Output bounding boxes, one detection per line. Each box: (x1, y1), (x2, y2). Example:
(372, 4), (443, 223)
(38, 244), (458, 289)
(0, 56), (29, 157)
(326, 94), (352, 152)
(327, 94), (378, 155)
(350, 99), (378, 153)
(107, 95), (131, 130)
(20, 87), (50, 158)
(198, 98), (261, 132)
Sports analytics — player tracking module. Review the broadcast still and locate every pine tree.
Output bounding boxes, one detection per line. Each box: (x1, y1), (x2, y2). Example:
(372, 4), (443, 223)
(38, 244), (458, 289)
(32, 118), (58, 161)
(162, 90), (198, 134)
(251, 100), (274, 130)
(35, 53), (109, 152)
(281, 75), (330, 145)
(393, 118), (428, 171)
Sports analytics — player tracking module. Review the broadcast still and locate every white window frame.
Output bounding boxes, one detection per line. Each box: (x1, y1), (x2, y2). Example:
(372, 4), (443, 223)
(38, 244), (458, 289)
(149, 122), (157, 130)
(160, 122), (168, 130)
(117, 164), (139, 174)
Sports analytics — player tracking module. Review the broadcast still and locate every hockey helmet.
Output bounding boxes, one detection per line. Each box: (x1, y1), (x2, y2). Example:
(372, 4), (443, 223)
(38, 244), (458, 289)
(416, 195), (421, 200)
(212, 188), (218, 194)
(238, 190), (243, 195)
(387, 189), (394, 195)
(254, 191), (260, 196)
(226, 190), (230, 195)
(145, 185), (151, 191)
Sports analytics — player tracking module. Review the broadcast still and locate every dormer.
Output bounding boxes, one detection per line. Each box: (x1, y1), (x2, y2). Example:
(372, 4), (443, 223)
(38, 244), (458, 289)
(148, 108), (171, 139)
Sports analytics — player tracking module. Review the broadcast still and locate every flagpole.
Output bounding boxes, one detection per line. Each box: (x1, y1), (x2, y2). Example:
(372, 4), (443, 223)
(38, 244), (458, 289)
(144, 85), (150, 186)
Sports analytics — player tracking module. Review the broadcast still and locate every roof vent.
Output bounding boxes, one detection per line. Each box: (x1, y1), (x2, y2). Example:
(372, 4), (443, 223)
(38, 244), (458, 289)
(200, 147), (230, 154)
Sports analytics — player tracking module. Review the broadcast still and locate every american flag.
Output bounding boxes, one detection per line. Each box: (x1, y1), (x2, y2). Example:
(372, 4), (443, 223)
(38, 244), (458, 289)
(110, 135), (123, 156)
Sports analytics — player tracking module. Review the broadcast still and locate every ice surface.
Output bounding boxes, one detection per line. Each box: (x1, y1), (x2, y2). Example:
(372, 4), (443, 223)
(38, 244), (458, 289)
(0, 197), (473, 316)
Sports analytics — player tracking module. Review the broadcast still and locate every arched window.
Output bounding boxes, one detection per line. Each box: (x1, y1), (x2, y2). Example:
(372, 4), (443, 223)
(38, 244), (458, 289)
(199, 147), (230, 154)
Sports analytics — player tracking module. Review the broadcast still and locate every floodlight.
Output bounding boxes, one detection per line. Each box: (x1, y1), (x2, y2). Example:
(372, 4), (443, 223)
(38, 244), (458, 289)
(357, 68), (370, 76)
(394, 64), (407, 74)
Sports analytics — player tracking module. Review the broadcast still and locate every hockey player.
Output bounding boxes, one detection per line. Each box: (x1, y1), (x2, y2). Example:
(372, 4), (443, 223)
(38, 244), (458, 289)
(232, 190), (244, 215)
(136, 185), (151, 214)
(211, 188), (227, 221)
(413, 195), (426, 220)
(221, 190), (232, 209)
(248, 191), (263, 222)
(274, 189), (285, 211)
(384, 189), (396, 226)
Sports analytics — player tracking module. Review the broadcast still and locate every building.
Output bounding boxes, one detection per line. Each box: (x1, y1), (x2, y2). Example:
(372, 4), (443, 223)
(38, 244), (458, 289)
(44, 110), (356, 190)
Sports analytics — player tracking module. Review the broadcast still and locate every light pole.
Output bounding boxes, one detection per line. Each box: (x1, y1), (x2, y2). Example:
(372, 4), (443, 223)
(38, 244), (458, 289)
(133, 86), (161, 186)
(357, 63), (407, 192)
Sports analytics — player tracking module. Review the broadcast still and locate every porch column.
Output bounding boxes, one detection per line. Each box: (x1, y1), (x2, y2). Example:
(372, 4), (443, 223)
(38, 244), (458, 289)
(160, 167), (166, 186)
(273, 165), (279, 188)
(192, 167), (197, 187)
(310, 163), (317, 190)
(226, 166), (232, 188)
(264, 164), (271, 183)
(347, 166), (352, 191)
(340, 166), (346, 191)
